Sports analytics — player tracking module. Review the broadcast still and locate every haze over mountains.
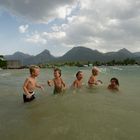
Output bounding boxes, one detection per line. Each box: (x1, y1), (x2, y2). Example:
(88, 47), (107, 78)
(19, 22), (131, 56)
(4, 46), (140, 65)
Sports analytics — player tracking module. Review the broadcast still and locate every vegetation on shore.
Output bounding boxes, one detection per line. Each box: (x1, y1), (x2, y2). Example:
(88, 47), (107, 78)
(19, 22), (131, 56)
(0, 55), (139, 69)
(38, 58), (138, 68)
(0, 55), (7, 68)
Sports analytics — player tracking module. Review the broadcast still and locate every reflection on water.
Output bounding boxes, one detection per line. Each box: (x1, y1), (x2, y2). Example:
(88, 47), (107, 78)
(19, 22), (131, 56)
(0, 66), (140, 140)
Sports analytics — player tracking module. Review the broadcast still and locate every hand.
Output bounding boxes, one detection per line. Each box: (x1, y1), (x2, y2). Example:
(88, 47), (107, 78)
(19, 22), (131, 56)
(40, 85), (44, 90)
(48, 80), (52, 86)
(63, 86), (66, 90)
(97, 80), (103, 85)
(26, 94), (32, 98)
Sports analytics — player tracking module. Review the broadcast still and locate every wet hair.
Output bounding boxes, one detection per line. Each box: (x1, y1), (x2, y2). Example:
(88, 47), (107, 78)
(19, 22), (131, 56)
(92, 67), (99, 76)
(110, 77), (119, 86)
(54, 68), (61, 76)
(76, 71), (82, 77)
(29, 65), (39, 74)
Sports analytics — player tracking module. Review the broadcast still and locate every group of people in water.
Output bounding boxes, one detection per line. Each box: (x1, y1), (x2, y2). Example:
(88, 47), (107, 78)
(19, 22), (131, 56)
(23, 65), (119, 103)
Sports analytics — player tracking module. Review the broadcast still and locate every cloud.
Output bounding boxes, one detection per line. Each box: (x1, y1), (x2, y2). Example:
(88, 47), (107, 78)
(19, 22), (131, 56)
(60, 0), (140, 52)
(19, 24), (29, 33)
(43, 31), (66, 39)
(0, 0), (77, 23)
(1, 0), (140, 54)
(25, 32), (47, 44)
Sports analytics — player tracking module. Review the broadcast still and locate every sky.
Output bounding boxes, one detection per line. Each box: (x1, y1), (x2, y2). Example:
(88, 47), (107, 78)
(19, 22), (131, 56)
(0, 0), (140, 56)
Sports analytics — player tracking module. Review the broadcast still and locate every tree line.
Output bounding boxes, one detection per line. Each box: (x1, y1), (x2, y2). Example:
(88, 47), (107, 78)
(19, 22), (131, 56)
(0, 55), (7, 68)
(45, 58), (138, 67)
(0, 56), (138, 69)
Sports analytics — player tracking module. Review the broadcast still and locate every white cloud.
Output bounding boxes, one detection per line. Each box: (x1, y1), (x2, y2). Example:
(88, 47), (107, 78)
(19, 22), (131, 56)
(19, 24), (29, 33)
(1, 0), (140, 54)
(56, 5), (73, 19)
(44, 31), (66, 39)
(25, 29), (66, 45)
(60, 0), (140, 52)
(51, 25), (62, 32)
(25, 32), (47, 44)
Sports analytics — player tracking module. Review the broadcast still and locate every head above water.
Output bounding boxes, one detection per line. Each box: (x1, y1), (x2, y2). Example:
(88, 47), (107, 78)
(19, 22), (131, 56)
(110, 77), (119, 86)
(29, 65), (40, 77)
(76, 71), (83, 80)
(54, 68), (61, 78)
(92, 66), (99, 76)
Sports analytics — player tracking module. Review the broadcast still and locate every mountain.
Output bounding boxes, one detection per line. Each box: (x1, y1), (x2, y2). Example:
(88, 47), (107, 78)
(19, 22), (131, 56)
(104, 48), (135, 61)
(4, 47), (140, 65)
(4, 52), (32, 64)
(59, 46), (104, 62)
(23, 49), (55, 65)
(117, 48), (134, 57)
(59, 47), (135, 62)
(134, 52), (140, 57)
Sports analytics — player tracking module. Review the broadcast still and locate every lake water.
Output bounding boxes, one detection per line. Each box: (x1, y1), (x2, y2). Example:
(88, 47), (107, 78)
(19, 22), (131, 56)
(0, 66), (140, 140)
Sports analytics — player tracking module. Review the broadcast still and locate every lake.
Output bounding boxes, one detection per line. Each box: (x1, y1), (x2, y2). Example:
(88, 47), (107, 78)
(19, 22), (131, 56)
(0, 66), (140, 140)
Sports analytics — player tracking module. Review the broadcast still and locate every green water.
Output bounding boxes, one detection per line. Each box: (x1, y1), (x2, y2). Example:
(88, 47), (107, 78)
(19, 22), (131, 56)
(0, 66), (140, 140)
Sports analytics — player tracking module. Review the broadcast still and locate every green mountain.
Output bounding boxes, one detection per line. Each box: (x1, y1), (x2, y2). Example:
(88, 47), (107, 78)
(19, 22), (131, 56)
(104, 48), (135, 61)
(59, 46), (104, 62)
(4, 52), (32, 64)
(23, 49), (55, 65)
(4, 47), (140, 65)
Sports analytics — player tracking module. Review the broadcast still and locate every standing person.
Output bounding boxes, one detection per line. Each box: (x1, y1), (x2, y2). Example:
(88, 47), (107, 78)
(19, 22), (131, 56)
(23, 65), (44, 103)
(48, 68), (66, 94)
(88, 66), (102, 87)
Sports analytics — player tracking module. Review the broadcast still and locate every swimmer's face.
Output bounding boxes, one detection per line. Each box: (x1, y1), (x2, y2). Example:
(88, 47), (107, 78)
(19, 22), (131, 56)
(77, 72), (83, 80)
(92, 69), (99, 76)
(54, 71), (60, 78)
(111, 80), (117, 86)
(32, 68), (40, 77)
(96, 70), (99, 75)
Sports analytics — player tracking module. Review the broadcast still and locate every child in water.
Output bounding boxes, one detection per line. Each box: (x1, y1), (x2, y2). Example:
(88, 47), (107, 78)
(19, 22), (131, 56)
(48, 68), (66, 94)
(108, 77), (119, 91)
(88, 66), (102, 87)
(23, 65), (44, 103)
(72, 71), (84, 89)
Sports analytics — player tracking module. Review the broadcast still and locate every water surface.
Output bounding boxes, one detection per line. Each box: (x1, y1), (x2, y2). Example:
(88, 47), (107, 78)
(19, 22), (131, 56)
(0, 66), (140, 140)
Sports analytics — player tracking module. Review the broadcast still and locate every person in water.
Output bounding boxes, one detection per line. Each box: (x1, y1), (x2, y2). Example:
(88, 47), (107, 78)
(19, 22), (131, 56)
(108, 77), (119, 91)
(88, 66), (103, 87)
(48, 68), (66, 94)
(23, 65), (44, 103)
(72, 71), (84, 89)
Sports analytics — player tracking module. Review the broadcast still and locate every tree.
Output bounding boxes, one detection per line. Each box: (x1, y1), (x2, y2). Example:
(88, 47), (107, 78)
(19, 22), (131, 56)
(0, 59), (7, 68)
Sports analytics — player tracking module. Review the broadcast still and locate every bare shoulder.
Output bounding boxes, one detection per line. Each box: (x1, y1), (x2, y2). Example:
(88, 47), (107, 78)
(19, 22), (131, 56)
(24, 77), (30, 82)
(60, 77), (65, 82)
(73, 79), (78, 84)
(90, 75), (94, 79)
(26, 77), (33, 82)
(52, 78), (56, 82)
(23, 77), (31, 86)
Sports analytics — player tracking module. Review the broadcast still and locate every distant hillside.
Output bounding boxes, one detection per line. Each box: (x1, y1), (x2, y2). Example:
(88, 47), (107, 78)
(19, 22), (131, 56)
(59, 46), (104, 62)
(104, 48), (135, 61)
(134, 52), (140, 57)
(23, 49), (55, 65)
(4, 47), (140, 65)
(58, 47), (136, 62)
(4, 52), (32, 64)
